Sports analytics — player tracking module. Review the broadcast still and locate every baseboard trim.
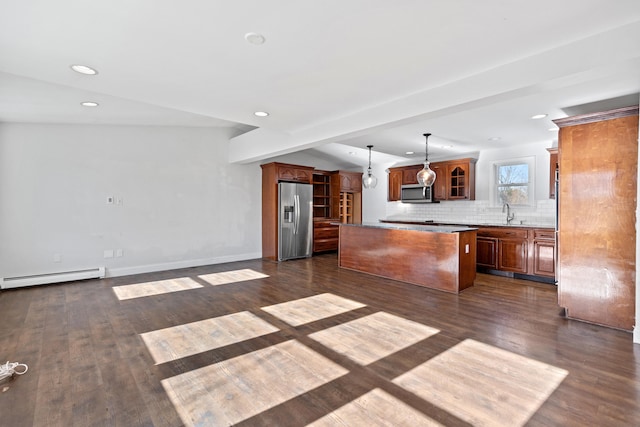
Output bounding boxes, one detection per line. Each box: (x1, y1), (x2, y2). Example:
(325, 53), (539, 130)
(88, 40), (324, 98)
(105, 252), (262, 278)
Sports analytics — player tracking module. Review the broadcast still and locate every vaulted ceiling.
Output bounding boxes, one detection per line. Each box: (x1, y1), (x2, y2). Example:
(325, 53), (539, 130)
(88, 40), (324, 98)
(1, 1), (639, 167)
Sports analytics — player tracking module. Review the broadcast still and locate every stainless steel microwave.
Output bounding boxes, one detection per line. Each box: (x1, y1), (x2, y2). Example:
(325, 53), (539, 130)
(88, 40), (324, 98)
(401, 184), (433, 203)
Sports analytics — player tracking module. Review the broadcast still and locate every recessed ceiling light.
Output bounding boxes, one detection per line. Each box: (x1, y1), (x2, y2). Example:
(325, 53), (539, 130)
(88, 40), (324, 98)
(245, 32), (266, 45)
(441, 144), (453, 149)
(405, 151), (414, 155)
(531, 114), (548, 119)
(548, 127), (558, 131)
(348, 151), (356, 156)
(488, 137), (501, 141)
(81, 101), (99, 107)
(70, 64), (98, 75)
(254, 111), (269, 117)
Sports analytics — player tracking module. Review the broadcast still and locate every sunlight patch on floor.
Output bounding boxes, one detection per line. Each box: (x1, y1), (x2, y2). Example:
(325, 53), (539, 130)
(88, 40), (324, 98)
(308, 387), (444, 426)
(140, 311), (279, 364)
(112, 277), (202, 300)
(309, 311), (440, 365)
(197, 268), (268, 286)
(261, 293), (366, 326)
(393, 339), (568, 427)
(161, 339), (348, 427)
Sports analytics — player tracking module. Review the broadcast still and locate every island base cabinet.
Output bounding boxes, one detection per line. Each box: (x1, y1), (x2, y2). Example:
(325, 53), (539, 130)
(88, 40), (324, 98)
(338, 225), (476, 293)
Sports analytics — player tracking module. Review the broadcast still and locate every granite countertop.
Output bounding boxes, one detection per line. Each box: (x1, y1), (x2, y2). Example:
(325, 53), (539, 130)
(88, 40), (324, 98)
(338, 221), (477, 233)
(379, 218), (555, 229)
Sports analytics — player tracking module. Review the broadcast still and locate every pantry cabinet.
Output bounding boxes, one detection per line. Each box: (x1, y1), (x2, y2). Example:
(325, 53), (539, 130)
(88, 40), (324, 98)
(555, 105), (638, 331)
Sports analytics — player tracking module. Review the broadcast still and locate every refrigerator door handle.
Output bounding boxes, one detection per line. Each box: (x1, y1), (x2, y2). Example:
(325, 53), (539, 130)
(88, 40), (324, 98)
(294, 194), (299, 234)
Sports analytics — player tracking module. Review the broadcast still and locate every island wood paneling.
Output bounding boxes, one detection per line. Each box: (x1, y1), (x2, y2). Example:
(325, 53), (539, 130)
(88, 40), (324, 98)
(338, 225), (476, 293)
(555, 106), (638, 331)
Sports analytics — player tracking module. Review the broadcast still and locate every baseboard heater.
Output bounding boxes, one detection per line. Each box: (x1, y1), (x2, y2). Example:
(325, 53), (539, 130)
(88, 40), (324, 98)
(0, 267), (106, 289)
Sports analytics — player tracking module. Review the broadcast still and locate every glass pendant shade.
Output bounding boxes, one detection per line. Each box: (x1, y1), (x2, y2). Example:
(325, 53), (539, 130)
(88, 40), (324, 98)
(417, 162), (436, 186)
(363, 170), (378, 188)
(363, 145), (378, 189)
(417, 133), (436, 186)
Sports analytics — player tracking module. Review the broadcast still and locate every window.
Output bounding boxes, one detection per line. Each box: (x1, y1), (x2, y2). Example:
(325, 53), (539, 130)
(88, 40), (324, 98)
(493, 157), (535, 206)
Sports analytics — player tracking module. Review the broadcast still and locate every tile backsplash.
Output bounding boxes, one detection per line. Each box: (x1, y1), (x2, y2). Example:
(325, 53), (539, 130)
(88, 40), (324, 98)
(385, 199), (556, 227)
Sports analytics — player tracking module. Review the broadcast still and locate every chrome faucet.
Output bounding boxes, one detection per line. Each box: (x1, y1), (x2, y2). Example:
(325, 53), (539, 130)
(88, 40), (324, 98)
(503, 203), (515, 225)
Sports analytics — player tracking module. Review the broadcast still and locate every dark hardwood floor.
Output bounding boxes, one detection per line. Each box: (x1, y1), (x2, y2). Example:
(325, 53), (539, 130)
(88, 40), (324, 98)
(1, 253), (639, 426)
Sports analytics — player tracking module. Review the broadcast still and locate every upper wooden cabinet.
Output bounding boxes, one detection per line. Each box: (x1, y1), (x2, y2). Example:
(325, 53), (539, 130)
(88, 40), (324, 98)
(275, 163), (314, 183)
(334, 170), (363, 192)
(446, 160), (476, 200)
(401, 165), (422, 185)
(330, 171), (362, 223)
(387, 158), (476, 201)
(430, 163), (447, 201)
(388, 169), (402, 201)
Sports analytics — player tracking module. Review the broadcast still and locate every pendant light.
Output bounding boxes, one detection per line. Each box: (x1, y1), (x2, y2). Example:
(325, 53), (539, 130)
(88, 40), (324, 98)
(363, 145), (378, 189)
(417, 133), (436, 186)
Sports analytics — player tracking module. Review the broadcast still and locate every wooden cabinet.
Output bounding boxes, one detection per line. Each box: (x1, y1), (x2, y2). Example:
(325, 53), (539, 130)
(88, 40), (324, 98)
(387, 158), (476, 202)
(554, 105), (638, 331)
(430, 163), (447, 201)
(261, 162), (315, 261)
(446, 161), (475, 200)
(330, 171), (362, 224)
(476, 226), (555, 279)
(336, 171), (363, 192)
(276, 164), (313, 183)
(498, 237), (528, 273)
(401, 166), (422, 185)
(547, 148), (558, 199)
(313, 220), (339, 252)
(533, 229), (555, 278)
(476, 237), (498, 269)
(477, 227), (529, 274)
(388, 169), (402, 201)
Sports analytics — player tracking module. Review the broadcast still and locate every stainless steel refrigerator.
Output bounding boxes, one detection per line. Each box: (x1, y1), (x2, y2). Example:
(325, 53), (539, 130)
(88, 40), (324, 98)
(278, 182), (313, 261)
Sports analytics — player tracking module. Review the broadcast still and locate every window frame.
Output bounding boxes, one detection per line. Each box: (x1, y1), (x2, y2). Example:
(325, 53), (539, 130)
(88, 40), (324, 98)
(491, 157), (535, 207)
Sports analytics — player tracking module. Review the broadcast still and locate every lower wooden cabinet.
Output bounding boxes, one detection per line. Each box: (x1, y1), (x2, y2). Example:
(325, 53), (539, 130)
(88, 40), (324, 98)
(313, 220), (339, 252)
(476, 237), (497, 269)
(533, 229), (556, 278)
(476, 226), (555, 279)
(498, 238), (528, 273)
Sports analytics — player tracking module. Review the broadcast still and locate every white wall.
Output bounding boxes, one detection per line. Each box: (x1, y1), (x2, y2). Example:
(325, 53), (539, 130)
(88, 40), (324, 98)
(0, 123), (262, 279)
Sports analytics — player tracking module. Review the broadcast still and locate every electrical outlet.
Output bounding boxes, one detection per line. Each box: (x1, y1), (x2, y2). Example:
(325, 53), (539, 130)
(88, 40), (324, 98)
(115, 249), (123, 257)
(106, 196), (114, 205)
(465, 244), (470, 254)
(103, 249), (114, 258)
(116, 196), (123, 205)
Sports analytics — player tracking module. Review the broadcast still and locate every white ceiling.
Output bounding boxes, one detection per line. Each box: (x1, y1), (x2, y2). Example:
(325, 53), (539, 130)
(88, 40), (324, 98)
(1, 1), (639, 168)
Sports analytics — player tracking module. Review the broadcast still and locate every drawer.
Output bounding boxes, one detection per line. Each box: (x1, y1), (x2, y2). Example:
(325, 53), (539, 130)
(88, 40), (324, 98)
(314, 226), (339, 239)
(314, 220), (338, 228)
(534, 229), (555, 240)
(314, 238), (338, 252)
(477, 227), (529, 239)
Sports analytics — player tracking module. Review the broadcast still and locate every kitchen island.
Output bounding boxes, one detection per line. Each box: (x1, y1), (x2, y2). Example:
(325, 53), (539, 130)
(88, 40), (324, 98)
(338, 222), (477, 293)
